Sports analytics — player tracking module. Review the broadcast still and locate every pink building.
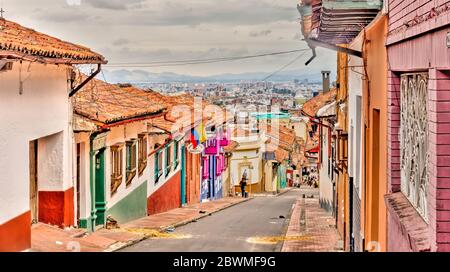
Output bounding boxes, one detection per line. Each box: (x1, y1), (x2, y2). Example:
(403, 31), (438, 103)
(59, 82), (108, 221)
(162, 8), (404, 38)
(385, 0), (450, 252)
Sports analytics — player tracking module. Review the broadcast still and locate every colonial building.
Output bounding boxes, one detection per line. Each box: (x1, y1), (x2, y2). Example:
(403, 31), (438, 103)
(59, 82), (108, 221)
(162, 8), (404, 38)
(301, 88), (337, 214)
(385, 0), (450, 252)
(73, 78), (168, 228)
(297, 0), (384, 251)
(0, 19), (106, 251)
(229, 127), (265, 194)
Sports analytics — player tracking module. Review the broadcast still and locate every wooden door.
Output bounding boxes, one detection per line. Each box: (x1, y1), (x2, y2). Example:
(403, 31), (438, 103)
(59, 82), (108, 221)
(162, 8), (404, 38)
(29, 140), (38, 224)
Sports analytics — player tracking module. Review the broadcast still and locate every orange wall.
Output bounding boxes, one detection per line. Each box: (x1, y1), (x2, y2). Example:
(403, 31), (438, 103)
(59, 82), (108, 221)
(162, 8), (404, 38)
(362, 15), (388, 252)
(336, 51), (350, 249)
(0, 211), (31, 252)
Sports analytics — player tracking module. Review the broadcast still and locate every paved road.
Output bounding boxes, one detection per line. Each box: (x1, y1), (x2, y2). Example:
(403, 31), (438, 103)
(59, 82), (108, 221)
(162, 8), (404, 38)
(121, 189), (302, 252)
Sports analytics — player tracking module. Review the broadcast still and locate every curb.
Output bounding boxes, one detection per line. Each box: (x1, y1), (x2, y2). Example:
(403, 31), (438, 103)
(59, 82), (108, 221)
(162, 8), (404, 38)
(251, 187), (294, 198)
(108, 197), (253, 252)
(278, 197), (298, 252)
(277, 188), (294, 197)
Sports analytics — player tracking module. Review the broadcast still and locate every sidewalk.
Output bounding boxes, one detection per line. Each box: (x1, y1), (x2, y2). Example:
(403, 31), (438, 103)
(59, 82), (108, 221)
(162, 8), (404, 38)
(31, 197), (250, 252)
(281, 187), (343, 252)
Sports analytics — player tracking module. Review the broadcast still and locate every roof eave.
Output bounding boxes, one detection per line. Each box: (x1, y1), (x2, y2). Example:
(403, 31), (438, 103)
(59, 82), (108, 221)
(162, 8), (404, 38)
(0, 51), (107, 65)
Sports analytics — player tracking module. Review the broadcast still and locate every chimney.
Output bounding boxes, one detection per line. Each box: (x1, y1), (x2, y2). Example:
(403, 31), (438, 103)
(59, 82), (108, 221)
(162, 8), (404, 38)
(321, 71), (331, 93)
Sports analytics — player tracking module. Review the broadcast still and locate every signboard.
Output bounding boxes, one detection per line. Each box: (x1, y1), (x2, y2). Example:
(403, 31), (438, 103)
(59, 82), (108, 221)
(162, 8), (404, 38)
(93, 133), (108, 151)
(187, 143), (205, 154)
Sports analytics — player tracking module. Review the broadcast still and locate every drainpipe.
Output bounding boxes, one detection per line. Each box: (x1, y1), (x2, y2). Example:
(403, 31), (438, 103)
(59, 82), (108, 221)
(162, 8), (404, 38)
(69, 64), (102, 97)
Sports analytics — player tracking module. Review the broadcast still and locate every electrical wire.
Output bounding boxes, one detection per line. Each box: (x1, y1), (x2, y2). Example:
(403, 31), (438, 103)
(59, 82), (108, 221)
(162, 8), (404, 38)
(262, 51), (308, 81)
(105, 49), (310, 68)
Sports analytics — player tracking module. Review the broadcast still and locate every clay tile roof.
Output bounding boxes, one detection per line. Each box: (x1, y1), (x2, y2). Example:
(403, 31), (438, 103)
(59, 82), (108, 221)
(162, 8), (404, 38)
(72, 77), (166, 125)
(148, 94), (231, 133)
(302, 88), (337, 117)
(261, 124), (296, 151)
(0, 19), (106, 64)
(224, 140), (239, 153)
(266, 140), (290, 162)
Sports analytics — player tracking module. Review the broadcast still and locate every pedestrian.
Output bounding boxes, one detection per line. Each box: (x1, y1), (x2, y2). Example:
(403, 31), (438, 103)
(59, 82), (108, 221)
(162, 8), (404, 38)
(240, 171), (248, 198)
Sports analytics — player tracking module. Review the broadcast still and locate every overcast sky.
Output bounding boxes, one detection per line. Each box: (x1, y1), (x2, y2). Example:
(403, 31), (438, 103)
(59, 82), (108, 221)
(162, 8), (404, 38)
(4, 0), (336, 77)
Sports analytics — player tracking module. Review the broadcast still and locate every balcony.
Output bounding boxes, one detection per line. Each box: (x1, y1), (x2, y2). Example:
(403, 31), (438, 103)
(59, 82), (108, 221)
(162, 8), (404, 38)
(204, 139), (219, 155)
(219, 138), (230, 147)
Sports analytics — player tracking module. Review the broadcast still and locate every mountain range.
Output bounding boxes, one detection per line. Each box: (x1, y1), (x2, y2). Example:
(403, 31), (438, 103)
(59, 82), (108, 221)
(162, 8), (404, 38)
(102, 69), (325, 84)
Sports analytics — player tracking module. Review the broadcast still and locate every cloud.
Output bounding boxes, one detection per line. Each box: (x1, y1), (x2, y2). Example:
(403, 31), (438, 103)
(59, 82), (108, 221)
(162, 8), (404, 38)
(33, 7), (90, 22)
(84, 0), (146, 10)
(249, 30), (272, 37)
(87, 0), (297, 26)
(112, 38), (130, 46)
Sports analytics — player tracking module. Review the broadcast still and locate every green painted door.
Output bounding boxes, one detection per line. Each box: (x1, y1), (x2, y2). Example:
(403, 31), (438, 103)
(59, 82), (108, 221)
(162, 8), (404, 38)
(94, 149), (106, 226)
(181, 145), (187, 205)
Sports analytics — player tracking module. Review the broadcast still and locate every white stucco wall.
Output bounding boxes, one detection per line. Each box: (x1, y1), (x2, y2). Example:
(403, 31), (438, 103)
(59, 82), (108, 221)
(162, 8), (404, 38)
(0, 61), (73, 224)
(348, 36), (364, 198)
(229, 136), (263, 186)
(102, 122), (184, 209)
(319, 125), (334, 211)
(146, 134), (183, 198)
(291, 118), (308, 141)
(264, 161), (277, 192)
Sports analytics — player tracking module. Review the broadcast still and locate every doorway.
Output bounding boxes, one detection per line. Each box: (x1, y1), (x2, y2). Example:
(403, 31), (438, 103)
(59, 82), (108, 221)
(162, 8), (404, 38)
(94, 149), (106, 226)
(76, 143), (81, 226)
(29, 140), (38, 224)
(371, 109), (380, 243)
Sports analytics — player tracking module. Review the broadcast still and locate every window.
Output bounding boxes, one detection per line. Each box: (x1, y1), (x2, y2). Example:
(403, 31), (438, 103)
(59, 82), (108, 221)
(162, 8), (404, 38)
(165, 145), (172, 177)
(154, 150), (163, 183)
(173, 140), (179, 169)
(126, 140), (137, 186)
(400, 73), (429, 221)
(110, 145), (123, 196)
(138, 134), (148, 176)
(202, 157), (209, 179)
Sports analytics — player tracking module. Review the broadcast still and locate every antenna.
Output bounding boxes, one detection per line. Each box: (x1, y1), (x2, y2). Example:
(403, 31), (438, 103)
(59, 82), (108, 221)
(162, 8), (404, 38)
(0, 0), (4, 19)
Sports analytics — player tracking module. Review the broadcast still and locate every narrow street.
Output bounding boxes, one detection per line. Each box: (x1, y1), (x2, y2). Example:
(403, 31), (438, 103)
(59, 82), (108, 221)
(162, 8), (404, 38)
(121, 190), (302, 252)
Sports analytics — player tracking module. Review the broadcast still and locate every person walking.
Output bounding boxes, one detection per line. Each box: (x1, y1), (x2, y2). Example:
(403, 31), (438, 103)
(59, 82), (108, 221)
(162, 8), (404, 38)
(240, 170), (248, 198)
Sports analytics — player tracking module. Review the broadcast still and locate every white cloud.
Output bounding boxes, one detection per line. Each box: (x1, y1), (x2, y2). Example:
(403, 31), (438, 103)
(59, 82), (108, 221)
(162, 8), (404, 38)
(3, 0), (336, 77)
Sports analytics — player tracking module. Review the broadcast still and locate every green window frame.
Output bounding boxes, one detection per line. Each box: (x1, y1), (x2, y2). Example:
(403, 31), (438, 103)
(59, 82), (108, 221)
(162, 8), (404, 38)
(173, 140), (179, 169)
(165, 145), (172, 177)
(154, 150), (163, 184)
(125, 140), (137, 186)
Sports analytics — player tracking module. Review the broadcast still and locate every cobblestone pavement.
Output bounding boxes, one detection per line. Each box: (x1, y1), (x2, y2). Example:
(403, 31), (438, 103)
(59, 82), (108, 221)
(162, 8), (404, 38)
(282, 186), (343, 252)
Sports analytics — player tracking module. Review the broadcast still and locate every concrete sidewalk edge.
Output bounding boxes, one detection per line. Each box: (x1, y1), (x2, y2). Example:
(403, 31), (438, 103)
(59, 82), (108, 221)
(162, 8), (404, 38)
(108, 197), (253, 252)
(279, 197), (297, 252)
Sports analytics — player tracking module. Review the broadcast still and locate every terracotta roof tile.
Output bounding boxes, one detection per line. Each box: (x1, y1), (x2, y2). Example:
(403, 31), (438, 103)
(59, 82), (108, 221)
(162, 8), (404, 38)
(148, 94), (232, 133)
(224, 140), (239, 153)
(72, 78), (166, 125)
(302, 88), (337, 117)
(0, 19), (106, 64)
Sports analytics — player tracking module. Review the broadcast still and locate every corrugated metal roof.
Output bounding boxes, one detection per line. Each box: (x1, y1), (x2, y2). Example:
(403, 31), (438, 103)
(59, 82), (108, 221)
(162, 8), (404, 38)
(298, 0), (382, 44)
